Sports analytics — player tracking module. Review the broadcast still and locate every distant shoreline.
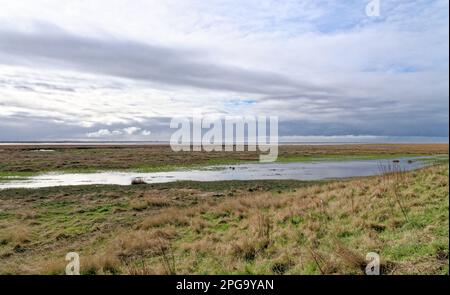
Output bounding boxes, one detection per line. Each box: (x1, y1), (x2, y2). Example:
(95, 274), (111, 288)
(0, 141), (448, 146)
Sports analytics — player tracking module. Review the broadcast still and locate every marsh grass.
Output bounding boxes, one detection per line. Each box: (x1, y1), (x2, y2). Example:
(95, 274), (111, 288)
(378, 161), (409, 222)
(157, 238), (176, 275)
(0, 163), (448, 275)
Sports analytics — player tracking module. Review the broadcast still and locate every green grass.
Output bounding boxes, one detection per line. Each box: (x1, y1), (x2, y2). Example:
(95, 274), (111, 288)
(0, 164), (448, 274)
(277, 153), (442, 163)
(419, 154), (449, 165)
(0, 171), (38, 182)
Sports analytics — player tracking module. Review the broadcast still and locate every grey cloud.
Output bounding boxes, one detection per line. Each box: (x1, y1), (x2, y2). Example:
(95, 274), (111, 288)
(12, 83), (74, 93)
(0, 71), (125, 93)
(0, 27), (327, 96)
(33, 82), (75, 92)
(0, 115), (171, 141)
(279, 115), (449, 138)
(14, 85), (36, 92)
(0, 110), (448, 142)
(0, 23), (447, 141)
(259, 94), (402, 115)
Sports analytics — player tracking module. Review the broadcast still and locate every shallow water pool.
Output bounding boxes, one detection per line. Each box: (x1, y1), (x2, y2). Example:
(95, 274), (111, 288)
(0, 157), (431, 190)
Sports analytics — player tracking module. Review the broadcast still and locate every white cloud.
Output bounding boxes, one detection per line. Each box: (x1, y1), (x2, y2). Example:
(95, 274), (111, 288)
(87, 129), (113, 138)
(86, 126), (151, 139)
(123, 127), (141, 135)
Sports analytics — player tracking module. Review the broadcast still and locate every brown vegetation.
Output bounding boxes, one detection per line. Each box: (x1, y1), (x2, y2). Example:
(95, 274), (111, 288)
(0, 162), (448, 274)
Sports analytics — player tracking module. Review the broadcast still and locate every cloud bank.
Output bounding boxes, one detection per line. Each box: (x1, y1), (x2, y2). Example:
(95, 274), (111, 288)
(0, 0), (448, 142)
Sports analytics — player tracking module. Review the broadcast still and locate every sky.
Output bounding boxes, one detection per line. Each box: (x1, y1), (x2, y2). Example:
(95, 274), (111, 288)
(0, 0), (448, 142)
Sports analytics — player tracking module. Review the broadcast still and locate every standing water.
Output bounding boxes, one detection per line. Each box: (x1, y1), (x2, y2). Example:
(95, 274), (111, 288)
(0, 157), (430, 189)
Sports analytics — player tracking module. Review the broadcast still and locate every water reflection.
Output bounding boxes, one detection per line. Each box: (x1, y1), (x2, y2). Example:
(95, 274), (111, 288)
(0, 157), (429, 189)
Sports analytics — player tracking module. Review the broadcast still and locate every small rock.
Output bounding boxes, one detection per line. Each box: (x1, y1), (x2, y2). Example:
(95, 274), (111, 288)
(131, 177), (147, 185)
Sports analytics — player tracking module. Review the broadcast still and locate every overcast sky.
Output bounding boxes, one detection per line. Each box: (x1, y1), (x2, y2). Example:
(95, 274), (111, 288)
(0, 0), (448, 142)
